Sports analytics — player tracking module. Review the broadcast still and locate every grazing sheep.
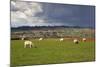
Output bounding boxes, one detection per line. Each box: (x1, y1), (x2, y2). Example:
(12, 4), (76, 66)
(73, 39), (79, 44)
(24, 40), (33, 48)
(82, 38), (86, 42)
(39, 38), (43, 41)
(21, 37), (24, 40)
(21, 35), (25, 40)
(60, 38), (64, 41)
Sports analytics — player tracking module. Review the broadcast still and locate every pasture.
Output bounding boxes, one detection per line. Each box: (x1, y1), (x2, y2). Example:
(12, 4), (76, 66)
(11, 38), (95, 66)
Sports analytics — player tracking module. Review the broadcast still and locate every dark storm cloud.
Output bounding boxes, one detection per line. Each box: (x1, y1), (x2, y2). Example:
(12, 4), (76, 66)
(36, 2), (95, 27)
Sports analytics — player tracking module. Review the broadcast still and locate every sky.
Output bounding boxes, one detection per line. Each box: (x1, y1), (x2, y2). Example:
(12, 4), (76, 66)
(11, 1), (95, 28)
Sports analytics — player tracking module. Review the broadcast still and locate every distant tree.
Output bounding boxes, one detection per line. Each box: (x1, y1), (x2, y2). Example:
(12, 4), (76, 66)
(52, 32), (58, 38)
(39, 31), (43, 35)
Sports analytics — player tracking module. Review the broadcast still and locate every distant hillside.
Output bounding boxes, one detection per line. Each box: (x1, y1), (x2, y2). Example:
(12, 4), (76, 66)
(11, 26), (94, 32)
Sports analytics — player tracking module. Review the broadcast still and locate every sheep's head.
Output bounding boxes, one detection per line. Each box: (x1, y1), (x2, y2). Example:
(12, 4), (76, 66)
(75, 41), (79, 44)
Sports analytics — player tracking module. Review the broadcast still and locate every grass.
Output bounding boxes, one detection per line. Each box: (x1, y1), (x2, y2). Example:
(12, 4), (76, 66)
(11, 38), (95, 67)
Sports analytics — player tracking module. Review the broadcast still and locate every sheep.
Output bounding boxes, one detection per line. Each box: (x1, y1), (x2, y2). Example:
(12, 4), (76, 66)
(82, 38), (86, 42)
(24, 40), (33, 48)
(21, 37), (24, 40)
(39, 38), (43, 41)
(60, 38), (64, 41)
(21, 35), (25, 40)
(73, 39), (79, 44)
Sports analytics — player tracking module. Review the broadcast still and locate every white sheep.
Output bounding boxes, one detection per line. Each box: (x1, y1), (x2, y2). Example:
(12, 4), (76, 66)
(24, 40), (33, 48)
(73, 39), (79, 44)
(60, 38), (64, 41)
(82, 38), (86, 42)
(39, 38), (43, 41)
(21, 35), (25, 40)
(21, 37), (24, 40)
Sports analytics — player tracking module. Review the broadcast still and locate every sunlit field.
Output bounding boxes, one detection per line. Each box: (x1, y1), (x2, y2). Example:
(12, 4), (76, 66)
(11, 38), (95, 67)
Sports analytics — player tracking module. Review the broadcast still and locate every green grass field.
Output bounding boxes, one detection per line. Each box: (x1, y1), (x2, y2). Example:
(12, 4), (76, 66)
(11, 39), (95, 66)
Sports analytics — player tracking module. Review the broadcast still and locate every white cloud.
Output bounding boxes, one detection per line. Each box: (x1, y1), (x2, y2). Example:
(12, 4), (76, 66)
(11, 1), (45, 27)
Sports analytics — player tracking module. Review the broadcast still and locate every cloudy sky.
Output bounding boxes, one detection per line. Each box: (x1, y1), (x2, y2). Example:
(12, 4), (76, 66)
(11, 1), (95, 27)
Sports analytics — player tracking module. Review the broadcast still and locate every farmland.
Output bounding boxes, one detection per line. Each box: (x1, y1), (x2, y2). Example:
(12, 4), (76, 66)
(11, 38), (95, 66)
(11, 26), (95, 66)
